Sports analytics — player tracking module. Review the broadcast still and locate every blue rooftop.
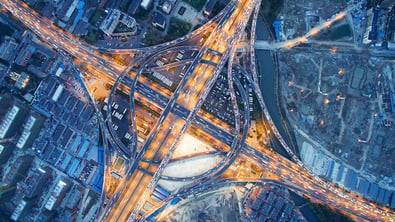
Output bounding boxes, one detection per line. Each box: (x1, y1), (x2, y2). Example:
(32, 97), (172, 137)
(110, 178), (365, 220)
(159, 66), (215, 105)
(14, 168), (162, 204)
(90, 166), (103, 194)
(98, 146), (104, 165)
(272, 20), (282, 42)
(28, 45), (36, 53)
(70, 135), (82, 152)
(368, 183), (379, 200)
(91, 146), (104, 194)
(60, 154), (72, 170)
(383, 190), (391, 206)
(336, 165), (345, 182)
(170, 197), (180, 205)
(68, 158), (80, 176)
(345, 170), (358, 190)
(106, 19), (114, 30)
(77, 140), (90, 157)
(77, 1), (85, 9)
(73, 10), (84, 26)
(358, 179), (370, 195)
(326, 161), (335, 178)
(378, 188), (386, 204)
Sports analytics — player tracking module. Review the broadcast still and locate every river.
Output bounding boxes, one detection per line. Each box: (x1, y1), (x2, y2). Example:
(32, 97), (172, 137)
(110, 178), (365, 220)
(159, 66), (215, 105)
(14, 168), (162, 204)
(254, 17), (294, 159)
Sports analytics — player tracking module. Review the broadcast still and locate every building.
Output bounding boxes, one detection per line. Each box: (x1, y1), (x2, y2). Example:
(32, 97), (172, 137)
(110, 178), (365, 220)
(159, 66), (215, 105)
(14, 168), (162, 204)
(387, 14), (395, 49)
(36, 210), (56, 222)
(0, 103), (28, 140)
(13, 31), (35, 66)
(0, 36), (18, 61)
(65, 185), (83, 209)
(272, 20), (284, 42)
(161, 1), (172, 14)
(56, 0), (81, 22)
(152, 12), (166, 31)
(0, 94), (13, 121)
(26, 45), (57, 78)
(0, 185), (16, 200)
(128, 0), (142, 15)
(0, 143), (14, 165)
(21, 166), (52, 198)
(72, 20), (90, 36)
(10, 198), (36, 221)
(52, 84), (64, 102)
(3, 155), (34, 185)
(100, 9), (137, 36)
(45, 179), (70, 211)
(345, 170), (358, 190)
(55, 63), (66, 77)
(10, 72), (30, 89)
(90, 146), (104, 194)
(0, 63), (8, 85)
(379, 0), (394, 9)
(362, 8), (389, 46)
(140, 0), (152, 10)
(15, 43), (35, 66)
(388, 32), (395, 49)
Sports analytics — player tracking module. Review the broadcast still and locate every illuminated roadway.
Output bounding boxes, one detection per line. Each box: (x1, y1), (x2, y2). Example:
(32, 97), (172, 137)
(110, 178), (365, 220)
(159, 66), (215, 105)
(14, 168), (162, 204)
(103, 0), (258, 220)
(102, 2), (239, 221)
(1, 0), (231, 62)
(2, 0), (395, 221)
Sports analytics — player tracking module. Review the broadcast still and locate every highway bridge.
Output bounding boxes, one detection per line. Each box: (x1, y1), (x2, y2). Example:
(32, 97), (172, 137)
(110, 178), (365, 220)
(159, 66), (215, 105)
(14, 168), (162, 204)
(3, 0), (395, 221)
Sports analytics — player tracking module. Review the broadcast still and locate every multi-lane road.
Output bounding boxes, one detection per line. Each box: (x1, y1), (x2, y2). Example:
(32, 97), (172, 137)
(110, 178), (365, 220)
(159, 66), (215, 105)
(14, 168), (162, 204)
(103, 0), (258, 220)
(3, 0), (395, 221)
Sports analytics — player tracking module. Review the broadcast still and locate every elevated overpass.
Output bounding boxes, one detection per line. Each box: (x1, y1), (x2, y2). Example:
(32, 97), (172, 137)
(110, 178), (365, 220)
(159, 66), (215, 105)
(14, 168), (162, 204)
(3, 0), (395, 221)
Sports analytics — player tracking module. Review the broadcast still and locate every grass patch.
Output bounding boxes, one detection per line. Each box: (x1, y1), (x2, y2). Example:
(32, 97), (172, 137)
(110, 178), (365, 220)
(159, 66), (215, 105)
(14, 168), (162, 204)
(142, 18), (192, 46)
(182, 0), (207, 11)
(305, 197), (354, 222)
(0, 23), (14, 37)
(81, 29), (104, 45)
(11, 64), (27, 73)
(89, 9), (105, 26)
(166, 17), (192, 41)
(326, 24), (352, 40)
(30, 52), (46, 67)
(141, 28), (164, 46)
(82, 34), (97, 44)
(134, 9), (150, 21)
(260, 0), (284, 26)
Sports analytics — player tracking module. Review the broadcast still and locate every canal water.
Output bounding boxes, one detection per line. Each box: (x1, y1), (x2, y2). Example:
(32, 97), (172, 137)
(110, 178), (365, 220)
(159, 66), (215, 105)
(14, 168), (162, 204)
(254, 17), (293, 159)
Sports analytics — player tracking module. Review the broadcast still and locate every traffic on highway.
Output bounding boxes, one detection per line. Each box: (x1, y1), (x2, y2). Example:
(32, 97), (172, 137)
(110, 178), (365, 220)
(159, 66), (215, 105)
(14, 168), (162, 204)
(2, 0), (395, 221)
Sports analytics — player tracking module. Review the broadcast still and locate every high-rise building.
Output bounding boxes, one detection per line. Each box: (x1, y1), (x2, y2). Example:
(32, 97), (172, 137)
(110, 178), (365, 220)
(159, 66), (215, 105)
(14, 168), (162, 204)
(3, 155), (34, 185)
(100, 9), (137, 36)
(21, 166), (52, 198)
(45, 179), (70, 211)
(379, 0), (394, 9)
(0, 185), (16, 200)
(0, 103), (28, 140)
(0, 143), (14, 165)
(0, 36), (18, 62)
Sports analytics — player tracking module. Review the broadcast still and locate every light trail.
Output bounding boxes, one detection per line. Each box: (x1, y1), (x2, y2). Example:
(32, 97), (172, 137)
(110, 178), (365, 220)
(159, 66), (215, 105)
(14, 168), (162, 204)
(2, 0), (394, 221)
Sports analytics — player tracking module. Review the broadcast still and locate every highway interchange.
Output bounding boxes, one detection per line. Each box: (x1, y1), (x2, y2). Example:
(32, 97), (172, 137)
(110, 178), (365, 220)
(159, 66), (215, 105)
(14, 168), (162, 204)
(2, 0), (395, 221)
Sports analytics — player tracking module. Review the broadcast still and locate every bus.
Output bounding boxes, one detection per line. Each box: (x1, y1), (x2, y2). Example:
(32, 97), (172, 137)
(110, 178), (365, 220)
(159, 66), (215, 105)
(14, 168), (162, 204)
(152, 190), (166, 201)
(155, 186), (170, 197)
(150, 193), (162, 203)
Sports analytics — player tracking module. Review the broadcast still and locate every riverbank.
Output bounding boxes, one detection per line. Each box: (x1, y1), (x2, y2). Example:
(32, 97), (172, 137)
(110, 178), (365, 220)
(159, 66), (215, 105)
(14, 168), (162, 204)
(254, 15), (299, 159)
